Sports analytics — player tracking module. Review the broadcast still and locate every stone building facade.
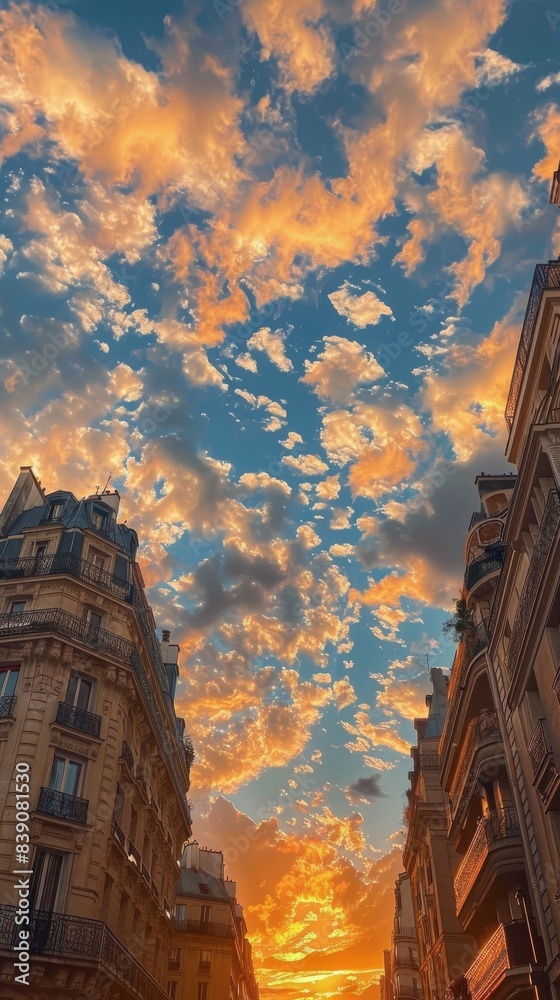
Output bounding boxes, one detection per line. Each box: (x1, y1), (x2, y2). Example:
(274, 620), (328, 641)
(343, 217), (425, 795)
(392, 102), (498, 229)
(168, 842), (259, 1000)
(0, 467), (194, 998)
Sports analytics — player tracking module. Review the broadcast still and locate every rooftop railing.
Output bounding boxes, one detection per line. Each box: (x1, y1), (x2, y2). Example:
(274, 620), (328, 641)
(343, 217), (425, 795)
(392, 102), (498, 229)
(505, 262), (560, 429)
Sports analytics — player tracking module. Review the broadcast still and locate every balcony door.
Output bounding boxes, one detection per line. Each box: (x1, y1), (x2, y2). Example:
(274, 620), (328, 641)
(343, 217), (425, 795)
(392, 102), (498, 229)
(65, 674), (93, 713)
(49, 756), (82, 797)
(29, 850), (66, 952)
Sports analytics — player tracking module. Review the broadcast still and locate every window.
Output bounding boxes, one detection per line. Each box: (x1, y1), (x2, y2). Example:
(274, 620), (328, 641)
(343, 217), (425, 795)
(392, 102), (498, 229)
(35, 543), (48, 558)
(48, 756), (82, 797)
(92, 507), (108, 532)
(88, 547), (107, 570)
(46, 502), (64, 521)
(0, 666), (19, 698)
(199, 950), (211, 973)
(201, 905), (211, 924)
(167, 984), (178, 1000)
(197, 984), (208, 1000)
(65, 673), (93, 712)
(169, 948), (181, 970)
(174, 904), (185, 922)
(9, 601), (26, 616)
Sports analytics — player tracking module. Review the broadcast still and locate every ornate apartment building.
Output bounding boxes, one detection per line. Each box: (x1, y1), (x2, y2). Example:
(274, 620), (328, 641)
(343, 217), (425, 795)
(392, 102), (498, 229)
(0, 467), (194, 998)
(380, 872), (423, 1000)
(168, 843), (259, 1000)
(383, 169), (560, 1000)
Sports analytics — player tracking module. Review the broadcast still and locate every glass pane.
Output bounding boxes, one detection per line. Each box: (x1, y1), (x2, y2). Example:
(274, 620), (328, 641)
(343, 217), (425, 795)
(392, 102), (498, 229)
(63, 761), (81, 796)
(49, 757), (65, 791)
(76, 679), (92, 711)
(66, 674), (78, 706)
(89, 612), (102, 629)
(0, 668), (18, 697)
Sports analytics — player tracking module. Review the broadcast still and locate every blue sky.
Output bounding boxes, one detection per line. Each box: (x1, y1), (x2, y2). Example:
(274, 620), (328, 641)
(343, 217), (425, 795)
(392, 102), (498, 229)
(1, 0), (560, 995)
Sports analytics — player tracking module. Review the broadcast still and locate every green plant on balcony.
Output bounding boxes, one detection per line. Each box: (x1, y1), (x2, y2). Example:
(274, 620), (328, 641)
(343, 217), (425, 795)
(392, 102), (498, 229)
(442, 599), (474, 643)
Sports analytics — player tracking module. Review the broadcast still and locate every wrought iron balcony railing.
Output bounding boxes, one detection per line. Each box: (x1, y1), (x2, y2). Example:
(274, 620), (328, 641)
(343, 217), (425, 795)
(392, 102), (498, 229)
(446, 920), (543, 1000)
(0, 694), (16, 717)
(37, 786), (88, 824)
(395, 986), (422, 1000)
(0, 607), (136, 663)
(0, 552), (133, 601)
(454, 808), (521, 911)
(506, 490), (560, 680)
(121, 740), (134, 770)
(56, 700), (102, 738)
(174, 917), (235, 938)
(465, 550), (504, 593)
(0, 905), (170, 1000)
(440, 620), (489, 758)
(505, 262), (560, 429)
(449, 711), (501, 817)
(528, 719), (549, 776)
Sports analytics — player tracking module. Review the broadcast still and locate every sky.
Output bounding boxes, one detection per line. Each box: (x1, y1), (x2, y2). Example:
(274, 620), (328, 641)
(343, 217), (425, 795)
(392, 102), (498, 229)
(0, 0), (560, 996)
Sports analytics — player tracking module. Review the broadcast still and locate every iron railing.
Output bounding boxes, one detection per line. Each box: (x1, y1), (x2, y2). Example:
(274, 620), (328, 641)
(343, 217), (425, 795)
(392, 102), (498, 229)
(0, 553), (133, 602)
(505, 263), (560, 428)
(121, 740), (134, 770)
(468, 511), (487, 530)
(0, 608), (136, 663)
(506, 491), (560, 679)
(37, 786), (88, 824)
(56, 700), (101, 737)
(465, 551), (504, 593)
(0, 905), (170, 1000)
(528, 719), (550, 777)
(0, 694), (16, 717)
(440, 620), (489, 756)
(449, 711), (501, 817)
(454, 808), (520, 910)
(174, 918), (234, 938)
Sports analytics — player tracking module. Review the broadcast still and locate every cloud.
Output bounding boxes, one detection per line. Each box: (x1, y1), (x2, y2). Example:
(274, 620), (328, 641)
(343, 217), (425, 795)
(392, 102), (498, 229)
(301, 336), (385, 404)
(333, 677), (357, 710)
(346, 775), (387, 805)
(282, 453), (330, 476)
(475, 48), (526, 87)
(328, 281), (394, 329)
(248, 326), (293, 372)
(372, 656), (430, 721)
(241, 0), (335, 94)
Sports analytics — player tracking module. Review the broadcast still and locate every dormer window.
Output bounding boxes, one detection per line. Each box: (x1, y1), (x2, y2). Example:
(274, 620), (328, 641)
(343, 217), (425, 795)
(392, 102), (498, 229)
(46, 502), (64, 521)
(92, 507), (108, 533)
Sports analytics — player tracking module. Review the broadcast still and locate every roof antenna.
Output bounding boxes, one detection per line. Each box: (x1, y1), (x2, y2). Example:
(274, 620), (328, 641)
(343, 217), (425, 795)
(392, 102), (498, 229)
(94, 485), (99, 495)
(102, 473), (112, 494)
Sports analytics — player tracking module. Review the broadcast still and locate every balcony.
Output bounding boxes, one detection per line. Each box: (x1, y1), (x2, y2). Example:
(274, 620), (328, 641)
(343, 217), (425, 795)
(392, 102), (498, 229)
(469, 511), (488, 530)
(0, 607), (136, 664)
(454, 808), (521, 912)
(112, 820), (126, 850)
(506, 491), (560, 681)
(0, 694), (16, 717)
(0, 552), (133, 602)
(446, 921), (544, 1000)
(527, 719), (560, 811)
(449, 711), (501, 818)
(465, 549), (505, 595)
(121, 739), (134, 770)
(440, 620), (489, 758)
(37, 786), (88, 824)
(0, 905), (170, 1000)
(56, 700), (101, 738)
(395, 986), (422, 1000)
(506, 262), (560, 428)
(174, 917), (234, 938)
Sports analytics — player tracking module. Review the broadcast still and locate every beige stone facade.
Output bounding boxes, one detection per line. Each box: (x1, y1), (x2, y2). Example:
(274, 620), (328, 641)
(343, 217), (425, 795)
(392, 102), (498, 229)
(0, 468), (193, 998)
(167, 843), (259, 1000)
